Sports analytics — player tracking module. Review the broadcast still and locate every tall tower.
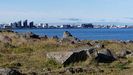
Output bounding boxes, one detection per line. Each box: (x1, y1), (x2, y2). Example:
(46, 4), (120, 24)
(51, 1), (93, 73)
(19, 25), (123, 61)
(23, 20), (28, 28)
(17, 20), (22, 28)
(29, 21), (34, 28)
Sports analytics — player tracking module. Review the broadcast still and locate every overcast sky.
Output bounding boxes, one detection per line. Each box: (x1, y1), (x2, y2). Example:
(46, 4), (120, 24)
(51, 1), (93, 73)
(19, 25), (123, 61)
(0, 0), (133, 24)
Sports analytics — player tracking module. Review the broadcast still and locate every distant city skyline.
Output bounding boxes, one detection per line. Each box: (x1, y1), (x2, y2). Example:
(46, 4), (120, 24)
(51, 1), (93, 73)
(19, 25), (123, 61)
(0, 0), (133, 24)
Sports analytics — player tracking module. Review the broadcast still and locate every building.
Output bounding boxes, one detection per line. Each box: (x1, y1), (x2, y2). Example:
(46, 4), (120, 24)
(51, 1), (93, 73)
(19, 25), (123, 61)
(11, 22), (18, 28)
(29, 21), (34, 28)
(60, 25), (71, 28)
(81, 23), (93, 28)
(23, 20), (28, 28)
(17, 20), (22, 28)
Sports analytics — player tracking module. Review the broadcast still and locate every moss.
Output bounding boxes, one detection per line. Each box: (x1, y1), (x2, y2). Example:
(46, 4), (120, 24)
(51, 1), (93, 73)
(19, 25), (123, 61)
(45, 58), (62, 69)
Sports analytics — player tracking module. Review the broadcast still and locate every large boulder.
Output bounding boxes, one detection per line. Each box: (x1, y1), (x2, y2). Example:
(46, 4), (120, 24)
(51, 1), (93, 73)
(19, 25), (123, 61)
(60, 31), (80, 44)
(98, 49), (118, 63)
(116, 49), (133, 58)
(47, 48), (99, 65)
(23, 31), (39, 39)
(0, 68), (22, 75)
(86, 48), (98, 59)
(63, 31), (72, 38)
(47, 49), (88, 65)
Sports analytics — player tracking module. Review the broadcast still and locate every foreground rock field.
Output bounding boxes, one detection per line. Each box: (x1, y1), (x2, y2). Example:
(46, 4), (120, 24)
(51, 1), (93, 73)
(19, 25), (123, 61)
(0, 30), (133, 75)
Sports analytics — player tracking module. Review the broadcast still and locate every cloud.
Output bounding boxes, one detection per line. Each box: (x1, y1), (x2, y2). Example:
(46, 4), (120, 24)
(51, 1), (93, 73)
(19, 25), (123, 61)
(99, 19), (106, 22)
(60, 18), (82, 21)
(124, 17), (133, 20)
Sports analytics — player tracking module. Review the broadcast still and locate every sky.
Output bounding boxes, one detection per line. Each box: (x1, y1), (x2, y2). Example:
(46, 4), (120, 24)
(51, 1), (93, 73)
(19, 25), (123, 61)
(0, 0), (133, 24)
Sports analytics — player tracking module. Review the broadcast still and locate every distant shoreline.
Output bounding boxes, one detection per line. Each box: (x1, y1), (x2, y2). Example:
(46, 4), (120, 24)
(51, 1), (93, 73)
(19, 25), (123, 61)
(0, 28), (133, 30)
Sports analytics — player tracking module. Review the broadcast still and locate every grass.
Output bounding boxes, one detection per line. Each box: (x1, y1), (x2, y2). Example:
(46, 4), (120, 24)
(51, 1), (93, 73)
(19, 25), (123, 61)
(0, 31), (133, 74)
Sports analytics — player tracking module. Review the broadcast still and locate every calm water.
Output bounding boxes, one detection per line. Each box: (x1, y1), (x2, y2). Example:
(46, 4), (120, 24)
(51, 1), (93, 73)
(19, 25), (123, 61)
(2, 28), (133, 41)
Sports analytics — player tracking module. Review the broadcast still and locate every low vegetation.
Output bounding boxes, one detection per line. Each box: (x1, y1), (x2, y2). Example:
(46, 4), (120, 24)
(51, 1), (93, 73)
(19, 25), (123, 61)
(0, 30), (133, 75)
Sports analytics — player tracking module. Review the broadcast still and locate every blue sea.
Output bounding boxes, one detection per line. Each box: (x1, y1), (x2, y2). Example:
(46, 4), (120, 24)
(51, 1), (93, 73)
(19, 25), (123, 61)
(2, 28), (133, 41)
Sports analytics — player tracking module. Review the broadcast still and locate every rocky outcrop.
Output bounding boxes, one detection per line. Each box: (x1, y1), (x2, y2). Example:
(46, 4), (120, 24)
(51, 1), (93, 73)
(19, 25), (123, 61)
(47, 48), (120, 65)
(98, 49), (118, 63)
(47, 48), (99, 65)
(0, 35), (12, 42)
(11, 33), (20, 38)
(23, 31), (39, 39)
(0, 68), (22, 75)
(0, 42), (15, 48)
(126, 40), (133, 43)
(47, 49), (88, 65)
(50, 36), (59, 40)
(95, 43), (105, 48)
(116, 49), (133, 58)
(86, 48), (98, 59)
(60, 31), (80, 44)
(90, 40), (99, 46)
(39, 35), (48, 40)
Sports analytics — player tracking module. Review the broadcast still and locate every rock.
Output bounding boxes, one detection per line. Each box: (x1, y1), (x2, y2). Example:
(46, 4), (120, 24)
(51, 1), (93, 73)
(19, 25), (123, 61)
(0, 42), (15, 48)
(90, 40), (99, 45)
(66, 67), (85, 74)
(116, 49), (132, 58)
(0, 68), (22, 75)
(87, 67), (104, 73)
(78, 42), (92, 46)
(58, 70), (66, 75)
(24, 31), (39, 39)
(95, 43), (105, 48)
(47, 49), (88, 65)
(108, 40), (122, 44)
(30, 72), (37, 75)
(43, 68), (51, 72)
(63, 31), (72, 38)
(11, 33), (20, 38)
(98, 49), (118, 63)
(60, 31), (80, 44)
(126, 53), (133, 58)
(126, 40), (133, 43)
(39, 35), (48, 40)
(86, 48), (98, 59)
(66, 68), (75, 74)
(0, 35), (12, 42)
(75, 68), (84, 73)
(51, 36), (59, 40)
